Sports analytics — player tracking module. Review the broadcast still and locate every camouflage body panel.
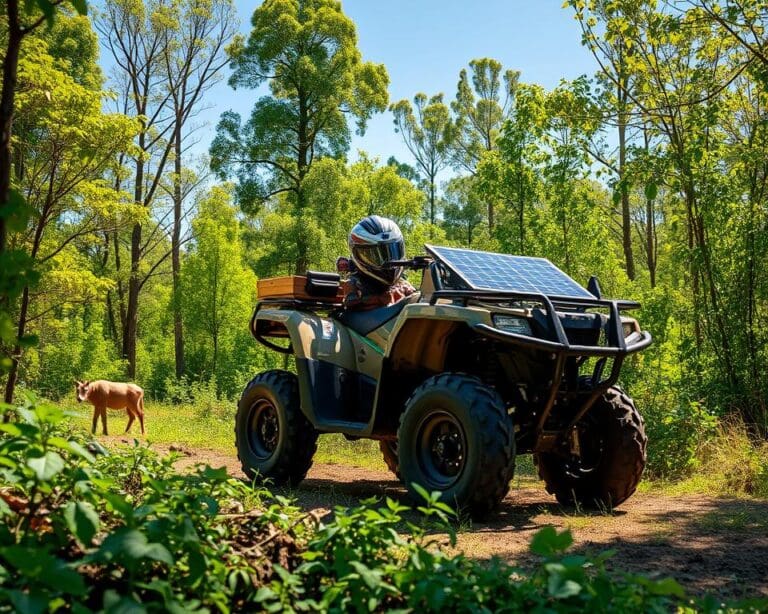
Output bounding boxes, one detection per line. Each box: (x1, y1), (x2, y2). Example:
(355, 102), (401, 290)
(254, 300), (501, 436)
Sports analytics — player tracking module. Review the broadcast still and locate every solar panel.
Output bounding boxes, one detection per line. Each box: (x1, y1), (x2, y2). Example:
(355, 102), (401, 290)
(425, 245), (594, 299)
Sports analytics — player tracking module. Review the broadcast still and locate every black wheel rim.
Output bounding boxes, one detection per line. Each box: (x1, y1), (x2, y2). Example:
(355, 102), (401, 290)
(415, 410), (466, 489)
(248, 398), (279, 461)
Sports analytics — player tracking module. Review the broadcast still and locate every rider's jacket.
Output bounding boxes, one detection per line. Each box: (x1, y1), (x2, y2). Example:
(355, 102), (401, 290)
(343, 271), (415, 311)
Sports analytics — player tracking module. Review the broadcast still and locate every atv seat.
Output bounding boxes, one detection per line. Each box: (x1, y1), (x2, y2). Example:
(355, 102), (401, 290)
(334, 298), (410, 336)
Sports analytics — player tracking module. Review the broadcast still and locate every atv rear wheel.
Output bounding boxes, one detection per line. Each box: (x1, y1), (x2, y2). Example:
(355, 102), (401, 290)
(398, 373), (515, 519)
(236, 370), (318, 486)
(379, 440), (400, 479)
(534, 386), (646, 509)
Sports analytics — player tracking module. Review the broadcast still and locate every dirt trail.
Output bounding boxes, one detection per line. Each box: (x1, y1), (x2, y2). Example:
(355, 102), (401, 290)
(158, 444), (768, 599)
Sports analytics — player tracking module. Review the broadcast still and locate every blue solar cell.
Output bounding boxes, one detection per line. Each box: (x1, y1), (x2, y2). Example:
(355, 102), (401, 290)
(425, 245), (594, 299)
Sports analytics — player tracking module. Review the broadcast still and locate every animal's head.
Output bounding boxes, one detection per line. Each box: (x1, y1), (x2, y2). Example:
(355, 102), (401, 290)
(75, 380), (91, 403)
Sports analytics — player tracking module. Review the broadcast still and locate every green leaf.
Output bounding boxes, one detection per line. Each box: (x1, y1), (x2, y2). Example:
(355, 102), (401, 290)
(530, 526), (573, 557)
(26, 451), (64, 481)
(101, 492), (133, 520)
(67, 440), (96, 463)
(64, 501), (100, 546)
(644, 182), (658, 201)
(98, 528), (173, 567)
(199, 465), (228, 481)
(1, 546), (86, 595)
(102, 589), (147, 614)
(349, 561), (380, 590)
(69, 0), (88, 15)
(7, 589), (48, 614)
(548, 574), (582, 599)
(1, 189), (32, 232)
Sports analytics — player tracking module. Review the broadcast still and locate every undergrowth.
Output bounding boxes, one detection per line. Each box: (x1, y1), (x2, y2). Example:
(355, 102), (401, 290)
(0, 395), (765, 612)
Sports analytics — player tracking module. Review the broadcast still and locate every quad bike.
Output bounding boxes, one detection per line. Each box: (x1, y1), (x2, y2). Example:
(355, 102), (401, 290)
(236, 245), (652, 518)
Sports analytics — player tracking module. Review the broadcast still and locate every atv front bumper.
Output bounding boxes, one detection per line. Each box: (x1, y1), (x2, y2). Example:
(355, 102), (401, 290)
(429, 289), (652, 450)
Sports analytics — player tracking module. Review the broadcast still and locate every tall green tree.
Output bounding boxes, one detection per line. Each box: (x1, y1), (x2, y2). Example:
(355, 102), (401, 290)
(3, 14), (136, 402)
(390, 93), (452, 226)
(210, 0), (389, 274)
(493, 83), (548, 254)
(182, 186), (255, 389)
(161, 0), (237, 380)
(0, 0), (88, 387)
(571, 0), (768, 428)
(442, 176), (485, 247)
(451, 58), (519, 231)
(97, 0), (236, 380)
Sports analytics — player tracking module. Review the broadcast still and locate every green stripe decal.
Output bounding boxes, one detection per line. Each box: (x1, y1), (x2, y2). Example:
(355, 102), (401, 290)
(350, 330), (384, 355)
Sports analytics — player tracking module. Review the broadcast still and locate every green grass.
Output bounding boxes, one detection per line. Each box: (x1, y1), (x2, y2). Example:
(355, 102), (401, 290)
(62, 399), (387, 470)
(60, 400), (557, 479)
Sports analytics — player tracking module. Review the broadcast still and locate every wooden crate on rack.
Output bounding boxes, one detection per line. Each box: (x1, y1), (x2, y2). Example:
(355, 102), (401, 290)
(257, 275), (345, 303)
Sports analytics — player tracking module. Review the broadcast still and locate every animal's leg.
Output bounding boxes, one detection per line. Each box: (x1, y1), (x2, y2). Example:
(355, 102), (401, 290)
(100, 407), (108, 436)
(91, 407), (98, 435)
(138, 395), (145, 434)
(125, 409), (135, 433)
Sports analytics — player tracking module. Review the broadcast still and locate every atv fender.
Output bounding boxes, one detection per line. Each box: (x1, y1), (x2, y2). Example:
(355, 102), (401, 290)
(370, 304), (494, 433)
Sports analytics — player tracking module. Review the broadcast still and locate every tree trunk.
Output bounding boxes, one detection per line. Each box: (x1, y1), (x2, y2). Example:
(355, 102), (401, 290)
(643, 125), (656, 288)
(429, 179), (436, 226)
(645, 194), (656, 288)
(4, 213), (44, 403)
(172, 124), (185, 378)
(122, 149), (145, 380)
(3, 285), (29, 403)
(487, 200), (494, 233)
(295, 94), (309, 273)
(518, 167), (525, 254)
(618, 82), (635, 281)
(0, 14), (23, 256)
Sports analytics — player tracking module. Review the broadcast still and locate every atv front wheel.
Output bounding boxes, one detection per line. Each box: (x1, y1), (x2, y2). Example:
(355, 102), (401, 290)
(398, 373), (515, 519)
(379, 440), (400, 479)
(534, 386), (646, 509)
(235, 370), (318, 486)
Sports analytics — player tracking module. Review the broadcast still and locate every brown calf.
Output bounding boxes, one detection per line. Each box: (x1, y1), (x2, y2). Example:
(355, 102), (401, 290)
(75, 380), (145, 436)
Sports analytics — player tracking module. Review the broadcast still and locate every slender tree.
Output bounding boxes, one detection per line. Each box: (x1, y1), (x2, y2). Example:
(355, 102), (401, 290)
(451, 58), (519, 231)
(161, 0), (236, 379)
(210, 0), (389, 274)
(97, 0), (235, 378)
(390, 93), (452, 226)
(0, 0), (87, 382)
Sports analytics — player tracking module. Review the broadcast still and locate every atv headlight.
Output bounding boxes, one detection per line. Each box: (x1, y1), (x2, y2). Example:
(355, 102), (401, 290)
(492, 315), (532, 336)
(621, 317), (640, 337)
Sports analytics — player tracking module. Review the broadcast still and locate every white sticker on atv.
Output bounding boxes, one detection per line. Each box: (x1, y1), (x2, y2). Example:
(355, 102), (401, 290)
(321, 320), (334, 339)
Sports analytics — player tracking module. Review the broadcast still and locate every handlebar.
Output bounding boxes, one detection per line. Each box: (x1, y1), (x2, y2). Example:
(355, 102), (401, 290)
(382, 256), (433, 270)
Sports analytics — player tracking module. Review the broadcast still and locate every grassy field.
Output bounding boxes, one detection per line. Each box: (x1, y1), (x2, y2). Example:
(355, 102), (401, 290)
(63, 399), (390, 471)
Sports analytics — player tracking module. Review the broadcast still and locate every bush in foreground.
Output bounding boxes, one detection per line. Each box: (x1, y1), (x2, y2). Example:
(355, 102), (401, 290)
(0, 397), (764, 612)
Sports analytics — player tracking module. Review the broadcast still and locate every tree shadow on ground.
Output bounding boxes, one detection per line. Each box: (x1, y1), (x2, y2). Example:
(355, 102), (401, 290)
(280, 472), (768, 600)
(474, 494), (768, 600)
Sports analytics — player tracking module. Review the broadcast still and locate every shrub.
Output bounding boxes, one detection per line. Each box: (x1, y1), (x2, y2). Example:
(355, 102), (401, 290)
(695, 419), (768, 498)
(0, 396), (764, 612)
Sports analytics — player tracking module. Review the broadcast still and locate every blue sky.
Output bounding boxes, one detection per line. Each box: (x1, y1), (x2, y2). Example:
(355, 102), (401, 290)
(188, 1), (600, 167)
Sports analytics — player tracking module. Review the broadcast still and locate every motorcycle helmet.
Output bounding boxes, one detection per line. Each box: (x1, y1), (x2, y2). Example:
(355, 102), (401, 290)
(348, 215), (405, 285)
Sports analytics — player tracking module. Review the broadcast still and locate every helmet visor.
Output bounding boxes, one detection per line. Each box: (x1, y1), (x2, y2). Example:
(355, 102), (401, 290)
(354, 240), (405, 271)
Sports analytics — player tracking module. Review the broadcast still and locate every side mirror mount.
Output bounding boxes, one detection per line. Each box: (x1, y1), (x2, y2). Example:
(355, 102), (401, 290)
(587, 276), (602, 299)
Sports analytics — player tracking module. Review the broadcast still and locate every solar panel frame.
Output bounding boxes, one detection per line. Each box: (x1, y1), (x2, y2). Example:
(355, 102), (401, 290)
(425, 244), (595, 300)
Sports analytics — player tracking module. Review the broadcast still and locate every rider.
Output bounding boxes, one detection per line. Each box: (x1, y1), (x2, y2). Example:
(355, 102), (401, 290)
(342, 215), (415, 311)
